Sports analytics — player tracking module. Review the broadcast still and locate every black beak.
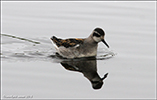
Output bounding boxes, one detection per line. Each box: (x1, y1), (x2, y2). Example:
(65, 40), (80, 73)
(101, 73), (108, 81)
(102, 39), (109, 48)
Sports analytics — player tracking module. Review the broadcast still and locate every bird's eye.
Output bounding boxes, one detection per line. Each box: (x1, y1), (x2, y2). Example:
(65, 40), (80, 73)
(93, 33), (101, 37)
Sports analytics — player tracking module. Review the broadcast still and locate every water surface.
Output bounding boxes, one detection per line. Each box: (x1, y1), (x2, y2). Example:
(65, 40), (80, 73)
(1, 1), (156, 99)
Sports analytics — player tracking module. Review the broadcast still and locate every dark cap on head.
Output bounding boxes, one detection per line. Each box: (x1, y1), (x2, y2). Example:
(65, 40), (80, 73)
(92, 81), (103, 89)
(94, 28), (105, 36)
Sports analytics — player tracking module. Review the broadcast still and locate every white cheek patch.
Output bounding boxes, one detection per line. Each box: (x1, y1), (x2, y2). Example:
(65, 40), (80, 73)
(93, 36), (101, 42)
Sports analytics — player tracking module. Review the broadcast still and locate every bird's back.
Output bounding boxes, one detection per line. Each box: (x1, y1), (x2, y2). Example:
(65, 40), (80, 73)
(51, 36), (84, 48)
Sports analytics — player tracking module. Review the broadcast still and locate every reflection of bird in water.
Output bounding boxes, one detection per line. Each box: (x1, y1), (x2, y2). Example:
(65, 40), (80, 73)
(60, 59), (108, 89)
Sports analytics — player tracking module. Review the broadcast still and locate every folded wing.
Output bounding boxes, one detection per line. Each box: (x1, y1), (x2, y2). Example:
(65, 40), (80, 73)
(51, 36), (84, 48)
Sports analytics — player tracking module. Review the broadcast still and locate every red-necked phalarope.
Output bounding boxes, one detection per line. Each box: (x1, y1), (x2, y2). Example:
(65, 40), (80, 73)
(50, 27), (109, 58)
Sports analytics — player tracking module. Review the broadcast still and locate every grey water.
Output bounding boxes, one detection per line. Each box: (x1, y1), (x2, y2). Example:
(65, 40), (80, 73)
(1, 1), (156, 99)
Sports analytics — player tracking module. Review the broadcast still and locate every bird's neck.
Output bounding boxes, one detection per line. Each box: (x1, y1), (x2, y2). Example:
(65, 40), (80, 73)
(85, 35), (98, 45)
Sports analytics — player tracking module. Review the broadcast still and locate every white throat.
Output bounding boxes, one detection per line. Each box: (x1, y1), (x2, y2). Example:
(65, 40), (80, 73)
(93, 36), (101, 42)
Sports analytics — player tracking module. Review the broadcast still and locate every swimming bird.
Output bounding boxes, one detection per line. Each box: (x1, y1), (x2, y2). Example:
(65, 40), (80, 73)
(50, 28), (109, 58)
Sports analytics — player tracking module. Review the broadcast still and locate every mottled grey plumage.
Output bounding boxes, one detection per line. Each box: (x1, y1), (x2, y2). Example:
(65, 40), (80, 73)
(50, 27), (109, 58)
